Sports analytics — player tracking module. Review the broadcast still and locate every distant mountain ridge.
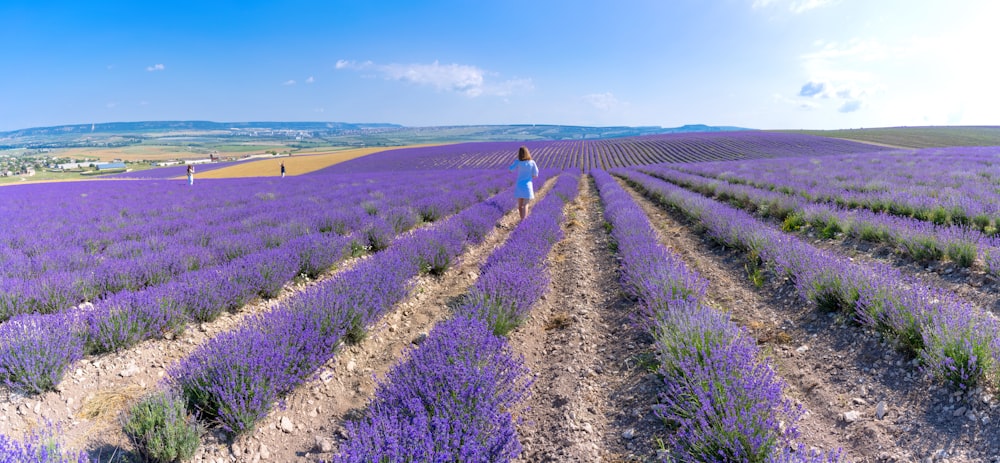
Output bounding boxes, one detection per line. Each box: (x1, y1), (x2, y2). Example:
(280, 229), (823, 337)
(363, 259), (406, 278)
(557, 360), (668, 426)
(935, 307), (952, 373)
(0, 121), (753, 150)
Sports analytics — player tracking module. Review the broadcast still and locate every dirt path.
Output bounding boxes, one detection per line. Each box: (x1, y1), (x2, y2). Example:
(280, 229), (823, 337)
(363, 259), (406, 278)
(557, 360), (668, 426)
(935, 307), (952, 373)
(618, 178), (1000, 463)
(509, 176), (665, 462)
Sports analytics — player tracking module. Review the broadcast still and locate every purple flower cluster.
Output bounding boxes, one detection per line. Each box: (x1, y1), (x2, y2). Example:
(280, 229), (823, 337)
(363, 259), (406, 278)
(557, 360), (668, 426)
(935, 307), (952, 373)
(332, 172), (574, 459)
(329, 132), (885, 173)
(0, 427), (91, 463)
(0, 170), (512, 395)
(168, 176), (531, 435)
(332, 316), (531, 462)
(677, 146), (1000, 228)
(592, 171), (832, 462)
(645, 164), (993, 271)
(618, 168), (1000, 391)
(457, 172), (580, 335)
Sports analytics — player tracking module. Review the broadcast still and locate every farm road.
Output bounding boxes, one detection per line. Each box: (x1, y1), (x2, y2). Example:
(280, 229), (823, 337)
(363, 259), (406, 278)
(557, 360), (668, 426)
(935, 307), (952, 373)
(510, 175), (664, 462)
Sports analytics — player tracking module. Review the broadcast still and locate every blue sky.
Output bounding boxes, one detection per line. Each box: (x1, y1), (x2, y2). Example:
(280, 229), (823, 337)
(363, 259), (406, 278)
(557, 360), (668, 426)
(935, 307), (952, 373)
(1, 0), (997, 132)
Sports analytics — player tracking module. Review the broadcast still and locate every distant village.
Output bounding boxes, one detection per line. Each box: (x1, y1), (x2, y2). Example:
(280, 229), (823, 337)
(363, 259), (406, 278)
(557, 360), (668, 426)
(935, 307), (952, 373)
(0, 149), (230, 178)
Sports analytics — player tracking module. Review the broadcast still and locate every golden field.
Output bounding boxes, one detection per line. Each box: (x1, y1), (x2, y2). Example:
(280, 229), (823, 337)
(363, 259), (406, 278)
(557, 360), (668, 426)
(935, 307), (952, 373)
(196, 147), (392, 179)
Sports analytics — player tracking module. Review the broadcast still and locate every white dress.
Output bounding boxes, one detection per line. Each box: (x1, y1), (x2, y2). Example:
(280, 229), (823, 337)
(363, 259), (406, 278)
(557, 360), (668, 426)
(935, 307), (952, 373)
(509, 160), (539, 199)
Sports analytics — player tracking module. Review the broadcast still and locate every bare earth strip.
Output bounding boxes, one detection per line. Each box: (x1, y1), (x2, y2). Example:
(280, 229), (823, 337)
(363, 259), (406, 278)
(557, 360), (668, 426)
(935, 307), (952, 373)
(195, 148), (391, 179)
(510, 176), (665, 463)
(618, 178), (1000, 463)
(191, 177), (561, 463)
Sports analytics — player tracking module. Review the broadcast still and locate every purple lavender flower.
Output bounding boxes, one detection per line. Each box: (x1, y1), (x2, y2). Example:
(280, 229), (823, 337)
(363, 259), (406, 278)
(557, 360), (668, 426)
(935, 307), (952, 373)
(333, 316), (531, 463)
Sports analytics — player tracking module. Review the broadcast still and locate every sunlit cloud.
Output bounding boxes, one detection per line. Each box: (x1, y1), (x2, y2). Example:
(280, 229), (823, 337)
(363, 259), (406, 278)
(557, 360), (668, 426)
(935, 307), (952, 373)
(335, 59), (532, 97)
(752, 0), (836, 13)
(582, 92), (624, 111)
(282, 80), (296, 86)
(146, 63), (165, 72)
(305, 76), (315, 84)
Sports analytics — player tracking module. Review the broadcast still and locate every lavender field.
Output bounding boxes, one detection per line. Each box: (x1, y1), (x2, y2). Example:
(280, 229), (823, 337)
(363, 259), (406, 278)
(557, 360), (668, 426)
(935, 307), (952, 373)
(3, 132), (1000, 462)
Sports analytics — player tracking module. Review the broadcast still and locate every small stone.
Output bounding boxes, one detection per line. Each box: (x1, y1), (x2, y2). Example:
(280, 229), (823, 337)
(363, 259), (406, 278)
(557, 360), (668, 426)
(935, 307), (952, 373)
(622, 428), (636, 440)
(581, 423), (593, 434)
(120, 363), (140, 378)
(795, 345), (809, 353)
(843, 410), (860, 423)
(413, 332), (428, 345)
(315, 435), (333, 452)
(953, 406), (966, 417)
(852, 397), (867, 405)
(232, 443), (242, 456)
(280, 416), (294, 433)
(346, 360), (356, 372)
(875, 401), (888, 420)
(258, 444), (270, 460)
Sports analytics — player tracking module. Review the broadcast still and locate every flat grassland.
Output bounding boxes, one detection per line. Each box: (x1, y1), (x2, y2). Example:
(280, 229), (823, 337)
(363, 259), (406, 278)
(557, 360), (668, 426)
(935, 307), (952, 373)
(778, 126), (1000, 149)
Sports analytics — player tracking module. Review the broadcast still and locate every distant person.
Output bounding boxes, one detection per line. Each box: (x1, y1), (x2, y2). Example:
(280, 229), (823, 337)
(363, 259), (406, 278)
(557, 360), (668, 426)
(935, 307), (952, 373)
(280, 161), (286, 178)
(187, 164), (194, 185)
(508, 146), (539, 220)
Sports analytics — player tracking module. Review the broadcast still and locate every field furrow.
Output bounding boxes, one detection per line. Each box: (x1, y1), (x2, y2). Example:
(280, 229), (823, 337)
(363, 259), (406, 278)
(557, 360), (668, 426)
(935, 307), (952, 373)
(510, 175), (662, 462)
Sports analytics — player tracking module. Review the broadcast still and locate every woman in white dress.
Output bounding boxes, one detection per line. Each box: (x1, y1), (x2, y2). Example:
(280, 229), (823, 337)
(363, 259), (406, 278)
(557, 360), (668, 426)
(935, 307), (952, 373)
(508, 146), (539, 220)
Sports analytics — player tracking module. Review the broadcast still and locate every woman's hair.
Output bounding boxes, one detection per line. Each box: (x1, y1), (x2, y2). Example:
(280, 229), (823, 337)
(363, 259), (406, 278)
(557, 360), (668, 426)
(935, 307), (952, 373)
(517, 146), (532, 161)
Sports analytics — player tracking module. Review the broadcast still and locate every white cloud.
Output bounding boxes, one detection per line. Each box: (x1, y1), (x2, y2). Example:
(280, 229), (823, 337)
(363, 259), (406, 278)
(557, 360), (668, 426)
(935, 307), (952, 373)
(773, 93), (819, 110)
(752, 0), (836, 13)
(146, 64), (165, 72)
(305, 76), (315, 84)
(336, 59), (532, 97)
(582, 92), (624, 111)
(283, 80), (296, 86)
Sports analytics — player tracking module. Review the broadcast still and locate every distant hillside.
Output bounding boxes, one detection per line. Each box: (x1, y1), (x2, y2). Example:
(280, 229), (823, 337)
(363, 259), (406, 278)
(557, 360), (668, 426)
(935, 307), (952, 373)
(0, 121), (751, 150)
(776, 126), (1000, 149)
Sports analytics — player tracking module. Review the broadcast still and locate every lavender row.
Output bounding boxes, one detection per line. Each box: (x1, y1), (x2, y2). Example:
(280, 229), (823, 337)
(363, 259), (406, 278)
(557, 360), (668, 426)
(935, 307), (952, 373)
(0, 427), (91, 462)
(109, 160), (239, 179)
(332, 315), (532, 462)
(592, 171), (838, 462)
(167, 173), (546, 435)
(0, 175), (512, 395)
(639, 164), (996, 273)
(334, 172), (577, 460)
(617, 168), (1000, 391)
(674, 146), (1000, 231)
(329, 131), (883, 173)
(457, 171), (581, 335)
(0, 171), (508, 319)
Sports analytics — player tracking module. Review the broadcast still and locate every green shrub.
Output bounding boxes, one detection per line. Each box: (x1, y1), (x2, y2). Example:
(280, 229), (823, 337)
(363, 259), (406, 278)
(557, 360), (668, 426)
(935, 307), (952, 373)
(123, 390), (201, 463)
